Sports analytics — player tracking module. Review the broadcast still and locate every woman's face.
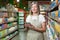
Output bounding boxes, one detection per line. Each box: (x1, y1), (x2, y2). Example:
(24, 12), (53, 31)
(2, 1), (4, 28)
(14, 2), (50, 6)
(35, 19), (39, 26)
(31, 4), (38, 13)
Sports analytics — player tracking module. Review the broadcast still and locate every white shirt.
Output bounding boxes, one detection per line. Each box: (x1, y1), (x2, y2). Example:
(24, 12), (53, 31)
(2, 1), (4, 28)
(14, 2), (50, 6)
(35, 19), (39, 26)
(26, 14), (45, 27)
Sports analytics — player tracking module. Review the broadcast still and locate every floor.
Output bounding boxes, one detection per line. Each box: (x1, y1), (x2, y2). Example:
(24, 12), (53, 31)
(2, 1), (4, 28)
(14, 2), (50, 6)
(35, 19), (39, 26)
(12, 29), (27, 40)
(11, 34), (19, 40)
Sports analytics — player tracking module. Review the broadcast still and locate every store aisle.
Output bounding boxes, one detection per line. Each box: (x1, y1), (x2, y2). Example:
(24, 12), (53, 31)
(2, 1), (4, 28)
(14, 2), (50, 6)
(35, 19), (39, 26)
(12, 34), (19, 40)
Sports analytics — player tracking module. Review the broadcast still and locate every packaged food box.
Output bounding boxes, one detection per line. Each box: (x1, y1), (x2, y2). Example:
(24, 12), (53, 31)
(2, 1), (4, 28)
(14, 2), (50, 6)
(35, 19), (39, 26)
(0, 18), (3, 24)
(51, 12), (55, 18)
(19, 20), (24, 24)
(19, 25), (24, 28)
(19, 12), (24, 16)
(19, 17), (24, 20)
(12, 22), (17, 26)
(1, 38), (6, 40)
(59, 4), (60, 10)
(0, 29), (8, 38)
(58, 11), (60, 17)
(8, 17), (15, 22)
(55, 22), (60, 33)
(4, 18), (8, 23)
(8, 23), (12, 27)
(2, 24), (8, 29)
(0, 26), (2, 30)
(55, 11), (58, 17)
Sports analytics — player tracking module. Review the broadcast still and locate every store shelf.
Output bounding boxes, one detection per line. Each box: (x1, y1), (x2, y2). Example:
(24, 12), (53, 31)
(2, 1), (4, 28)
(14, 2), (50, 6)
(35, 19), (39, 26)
(0, 20), (17, 25)
(0, 9), (7, 12)
(40, 9), (47, 12)
(18, 11), (25, 29)
(49, 16), (60, 24)
(48, 5), (58, 12)
(47, 16), (59, 35)
(0, 4), (18, 40)
(46, 15), (60, 24)
(0, 10), (18, 13)
(0, 28), (18, 39)
(48, 1), (58, 12)
(0, 25), (17, 31)
(47, 16), (60, 33)
(9, 33), (18, 40)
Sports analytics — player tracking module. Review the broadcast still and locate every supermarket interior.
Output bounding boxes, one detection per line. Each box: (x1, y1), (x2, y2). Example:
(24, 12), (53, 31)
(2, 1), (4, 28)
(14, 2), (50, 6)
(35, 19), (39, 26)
(0, 0), (60, 40)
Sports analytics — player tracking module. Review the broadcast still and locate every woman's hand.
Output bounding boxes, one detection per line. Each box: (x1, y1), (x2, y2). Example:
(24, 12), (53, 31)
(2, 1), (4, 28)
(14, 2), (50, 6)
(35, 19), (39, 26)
(25, 23), (31, 28)
(25, 23), (35, 29)
(28, 24), (35, 29)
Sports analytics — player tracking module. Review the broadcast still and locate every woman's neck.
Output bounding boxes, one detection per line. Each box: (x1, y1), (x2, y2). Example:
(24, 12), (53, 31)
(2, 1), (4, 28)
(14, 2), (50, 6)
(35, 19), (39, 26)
(33, 13), (39, 16)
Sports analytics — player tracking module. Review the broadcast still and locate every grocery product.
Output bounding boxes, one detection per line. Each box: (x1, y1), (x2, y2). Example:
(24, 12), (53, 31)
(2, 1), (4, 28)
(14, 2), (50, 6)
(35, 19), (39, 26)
(8, 23), (12, 27)
(56, 0), (58, 4)
(4, 18), (8, 23)
(51, 12), (55, 18)
(19, 25), (24, 28)
(55, 22), (60, 33)
(1, 24), (8, 29)
(0, 18), (3, 24)
(19, 12), (24, 16)
(58, 11), (60, 20)
(0, 29), (8, 38)
(55, 11), (58, 17)
(19, 19), (24, 24)
(3, 13), (8, 18)
(9, 26), (17, 33)
(0, 26), (2, 30)
(59, 4), (60, 10)
(19, 17), (24, 20)
(8, 17), (15, 22)
(12, 22), (17, 26)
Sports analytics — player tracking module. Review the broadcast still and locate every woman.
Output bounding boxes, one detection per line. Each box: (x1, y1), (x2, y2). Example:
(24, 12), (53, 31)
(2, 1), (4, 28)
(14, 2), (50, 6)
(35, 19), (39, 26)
(25, 1), (46, 40)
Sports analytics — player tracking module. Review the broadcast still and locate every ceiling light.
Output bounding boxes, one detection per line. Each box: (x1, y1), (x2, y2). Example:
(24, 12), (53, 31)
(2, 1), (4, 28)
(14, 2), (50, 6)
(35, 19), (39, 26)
(17, 0), (20, 2)
(51, 0), (53, 2)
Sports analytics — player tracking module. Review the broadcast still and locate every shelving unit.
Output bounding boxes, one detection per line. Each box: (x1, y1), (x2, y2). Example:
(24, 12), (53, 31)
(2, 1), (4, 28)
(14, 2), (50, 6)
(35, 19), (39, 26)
(17, 9), (26, 29)
(47, 0), (60, 39)
(47, 1), (58, 12)
(18, 11), (24, 29)
(0, 7), (18, 40)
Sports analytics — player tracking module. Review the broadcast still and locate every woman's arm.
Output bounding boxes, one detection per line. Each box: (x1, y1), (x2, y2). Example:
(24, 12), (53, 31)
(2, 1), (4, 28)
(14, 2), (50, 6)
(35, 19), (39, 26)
(34, 22), (46, 32)
(29, 22), (46, 32)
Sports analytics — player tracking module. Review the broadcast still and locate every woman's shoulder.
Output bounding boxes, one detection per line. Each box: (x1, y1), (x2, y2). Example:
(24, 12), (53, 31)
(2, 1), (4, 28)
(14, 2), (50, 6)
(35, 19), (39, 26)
(39, 14), (44, 17)
(27, 15), (31, 18)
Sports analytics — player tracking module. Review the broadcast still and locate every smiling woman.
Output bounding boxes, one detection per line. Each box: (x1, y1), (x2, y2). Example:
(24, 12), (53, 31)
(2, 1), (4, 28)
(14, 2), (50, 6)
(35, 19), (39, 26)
(25, 1), (47, 40)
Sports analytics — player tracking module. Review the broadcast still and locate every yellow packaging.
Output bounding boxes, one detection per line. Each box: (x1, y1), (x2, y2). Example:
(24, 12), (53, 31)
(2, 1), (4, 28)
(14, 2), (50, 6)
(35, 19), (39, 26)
(55, 22), (60, 33)
(56, 0), (58, 4)
(1, 38), (6, 40)
(1, 30), (7, 37)
(55, 11), (58, 17)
